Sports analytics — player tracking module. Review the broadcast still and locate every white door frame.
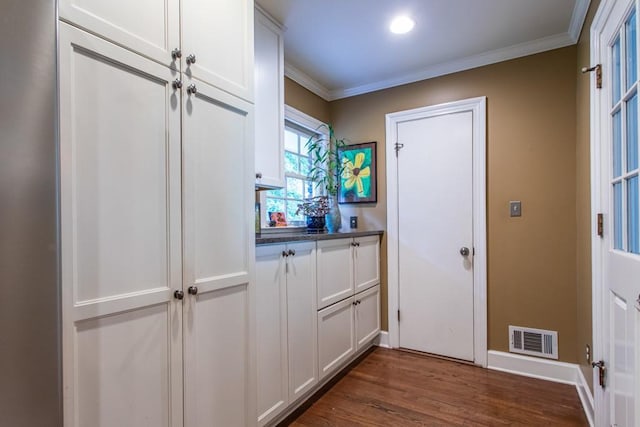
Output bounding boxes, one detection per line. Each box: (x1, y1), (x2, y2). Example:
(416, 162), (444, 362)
(385, 96), (488, 367)
(590, 1), (629, 424)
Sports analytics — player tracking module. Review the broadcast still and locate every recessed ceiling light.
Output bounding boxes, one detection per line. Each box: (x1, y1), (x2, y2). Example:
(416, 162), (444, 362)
(390, 16), (415, 34)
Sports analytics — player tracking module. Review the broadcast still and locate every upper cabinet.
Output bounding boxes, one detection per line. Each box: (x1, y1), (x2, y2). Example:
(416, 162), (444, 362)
(59, 0), (254, 102)
(182, 0), (254, 101)
(254, 7), (285, 189)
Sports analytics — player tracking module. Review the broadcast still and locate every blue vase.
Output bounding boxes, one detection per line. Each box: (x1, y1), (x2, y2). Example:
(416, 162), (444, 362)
(325, 195), (342, 233)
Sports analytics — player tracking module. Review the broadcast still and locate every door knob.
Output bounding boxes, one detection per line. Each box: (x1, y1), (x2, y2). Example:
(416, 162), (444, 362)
(186, 54), (196, 65)
(188, 286), (198, 295)
(460, 247), (470, 256)
(174, 290), (184, 300)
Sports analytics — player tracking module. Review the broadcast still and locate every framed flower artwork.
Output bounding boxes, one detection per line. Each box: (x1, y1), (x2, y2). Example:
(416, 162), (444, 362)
(337, 141), (377, 204)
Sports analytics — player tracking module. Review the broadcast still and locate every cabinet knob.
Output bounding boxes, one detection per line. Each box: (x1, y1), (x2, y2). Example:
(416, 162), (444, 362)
(171, 48), (182, 60)
(460, 247), (470, 257)
(186, 54), (197, 65)
(174, 290), (184, 300)
(288, 249), (296, 256)
(187, 84), (197, 95)
(255, 172), (263, 179)
(188, 286), (198, 295)
(282, 251), (288, 258)
(352, 301), (357, 306)
(172, 79), (183, 90)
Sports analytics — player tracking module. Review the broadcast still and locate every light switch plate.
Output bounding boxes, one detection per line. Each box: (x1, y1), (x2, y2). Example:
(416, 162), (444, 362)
(510, 201), (521, 217)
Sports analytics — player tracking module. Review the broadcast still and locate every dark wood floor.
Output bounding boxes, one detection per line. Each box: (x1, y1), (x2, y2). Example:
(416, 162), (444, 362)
(288, 348), (588, 426)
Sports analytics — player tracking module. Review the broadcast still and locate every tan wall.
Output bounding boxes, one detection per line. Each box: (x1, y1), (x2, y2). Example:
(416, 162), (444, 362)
(284, 77), (331, 124)
(329, 47), (579, 362)
(576, 0), (600, 390)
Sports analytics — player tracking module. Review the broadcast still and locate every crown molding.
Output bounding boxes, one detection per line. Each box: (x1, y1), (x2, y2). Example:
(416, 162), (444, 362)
(285, 1), (591, 101)
(569, 0), (591, 42)
(284, 62), (332, 101)
(331, 32), (575, 100)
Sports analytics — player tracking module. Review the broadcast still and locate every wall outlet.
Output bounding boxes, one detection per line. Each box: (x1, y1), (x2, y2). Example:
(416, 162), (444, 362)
(510, 200), (522, 217)
(350, 216), (358, 229)
(585, 344), (591, 363)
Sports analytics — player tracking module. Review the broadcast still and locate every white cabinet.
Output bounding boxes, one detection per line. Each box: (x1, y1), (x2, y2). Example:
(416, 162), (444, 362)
(59, 23), (185, 426)
(60, 0), (254, 101)
(254, 7), (284, 189)
(182, 78), (255, 427)
(59, 1), (255, 425)
(317, 235), (380, 309)
(182, 0), (254, 101)
(255, 242), (317, 426)
(317, 285), (381, 379)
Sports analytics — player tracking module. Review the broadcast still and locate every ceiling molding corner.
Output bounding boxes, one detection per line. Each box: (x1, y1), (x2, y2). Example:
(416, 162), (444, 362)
(330, 32), (575, 100)
(569, 0), (592, 42)
(284, 63), (332, 101)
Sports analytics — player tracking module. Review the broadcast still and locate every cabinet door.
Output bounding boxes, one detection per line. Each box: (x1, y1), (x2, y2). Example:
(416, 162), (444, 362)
(317, 297), (355, 379)
(354, 235), (380, 293)
(355, 285), (381, 350)
(59, 0), (180, 68)
(182, 78), (255, 427)
(182, 0), (254, 102)
(59, 23), (183, 427)
(255, 244), (288, 426)
(317, 239), (354, 309)
(286, 241), (318, 402)
(254, 9), (284, 189)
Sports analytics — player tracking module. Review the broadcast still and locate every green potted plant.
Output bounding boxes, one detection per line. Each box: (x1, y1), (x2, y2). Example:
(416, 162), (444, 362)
(305, 124), (347, 232)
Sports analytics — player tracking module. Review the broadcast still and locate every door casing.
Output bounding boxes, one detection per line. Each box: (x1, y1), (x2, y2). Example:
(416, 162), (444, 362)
(385, 96), (488, 367)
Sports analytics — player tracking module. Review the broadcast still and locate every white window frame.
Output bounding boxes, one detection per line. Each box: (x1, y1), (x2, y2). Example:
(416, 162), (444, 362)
(259, 105), (328, 229)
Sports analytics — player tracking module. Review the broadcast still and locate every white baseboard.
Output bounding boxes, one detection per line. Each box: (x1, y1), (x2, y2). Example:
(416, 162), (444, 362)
(487, 350), (593, 426)
(375, 331), (390, 348)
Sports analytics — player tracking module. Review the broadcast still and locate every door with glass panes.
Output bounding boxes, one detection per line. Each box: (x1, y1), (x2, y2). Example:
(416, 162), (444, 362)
(593, 1), (640, 425)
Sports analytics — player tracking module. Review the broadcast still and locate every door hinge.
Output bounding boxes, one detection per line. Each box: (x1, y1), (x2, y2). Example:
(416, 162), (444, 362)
(397, 309), (400, 322)
(581, 64), (602, 89)
(394, 142), (404, 156)
(597, 213), (604, 237)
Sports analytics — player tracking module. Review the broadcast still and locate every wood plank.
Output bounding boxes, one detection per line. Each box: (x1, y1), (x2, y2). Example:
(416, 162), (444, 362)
(285, 348), (587, 426)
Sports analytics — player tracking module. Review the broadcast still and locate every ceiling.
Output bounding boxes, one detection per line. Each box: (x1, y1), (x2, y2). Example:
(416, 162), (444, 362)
(255, 0), (591, 100)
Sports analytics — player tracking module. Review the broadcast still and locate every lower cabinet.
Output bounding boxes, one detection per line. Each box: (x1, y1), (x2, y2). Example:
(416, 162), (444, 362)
(256, 242), (317, 426)
(318, 285), (380, 379)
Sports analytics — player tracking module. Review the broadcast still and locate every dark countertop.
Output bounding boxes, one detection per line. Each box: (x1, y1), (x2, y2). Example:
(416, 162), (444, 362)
(256, 229), (383, 245)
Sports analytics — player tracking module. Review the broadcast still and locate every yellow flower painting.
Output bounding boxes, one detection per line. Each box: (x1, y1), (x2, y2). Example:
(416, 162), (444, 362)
(338, 142), (377, 203)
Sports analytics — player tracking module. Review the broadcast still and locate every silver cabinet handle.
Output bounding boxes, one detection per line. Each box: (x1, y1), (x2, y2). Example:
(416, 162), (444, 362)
(172, 79), (182, 90)
(187, 84), (197, 95)
(174, 290), (184, 300)
(460, 247), (470, 256)
(171, 48), (182, 60)
(188, 286), (198, 295)
(256, 172), (263, 179)
(288, 249), (295, 256)
(281, 251), (288, 258)
(186, 54), (196, 65)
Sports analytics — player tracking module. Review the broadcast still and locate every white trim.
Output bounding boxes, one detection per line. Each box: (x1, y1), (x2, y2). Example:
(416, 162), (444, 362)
(589, 1), (616, 426)
(576, 366), (595, 427)
(569, 0), (592, 42)
(284, 63), (332, 101)
(375, 331), (390, 348)
(284, 104), (326, 132)
(385, 96), (487, 368)
(488, 350), (594, 427)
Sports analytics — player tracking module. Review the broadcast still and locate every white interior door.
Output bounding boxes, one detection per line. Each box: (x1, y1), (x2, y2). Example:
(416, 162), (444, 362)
(396, 109), (474, 361)
(387, 98), (486, 365)
(59, 23), (183, 426)
(593, 1), (640, 425)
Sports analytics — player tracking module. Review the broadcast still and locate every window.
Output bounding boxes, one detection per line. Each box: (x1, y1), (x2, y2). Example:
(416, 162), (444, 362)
(264, 123), (318, 226)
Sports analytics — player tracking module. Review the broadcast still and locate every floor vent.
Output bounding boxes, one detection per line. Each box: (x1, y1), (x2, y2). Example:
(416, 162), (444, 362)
(509, 326), (558, 360)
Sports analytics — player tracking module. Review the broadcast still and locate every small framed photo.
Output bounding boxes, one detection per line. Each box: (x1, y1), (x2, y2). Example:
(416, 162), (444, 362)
(268, 211), (288, 227)
(338, 142), (377, 204)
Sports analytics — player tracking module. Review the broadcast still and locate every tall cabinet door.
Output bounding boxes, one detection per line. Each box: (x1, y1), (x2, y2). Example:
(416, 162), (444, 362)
(354, 235), (380, 293)
(182, 0), (254, 102)
(182, 78), (255, 427)
(59, 23), (183, 427)
(286, 242), (318, 402)
(59, 0), (180, 68)
(255, 244), (288, 426)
